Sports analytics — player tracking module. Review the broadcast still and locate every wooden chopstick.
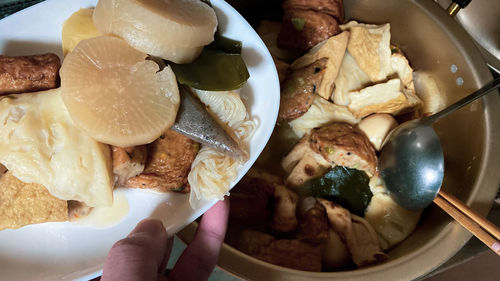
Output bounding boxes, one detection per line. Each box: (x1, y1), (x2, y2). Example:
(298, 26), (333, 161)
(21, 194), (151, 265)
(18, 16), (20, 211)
(439, 190), (500, 241)
(434, 193), (500, 256)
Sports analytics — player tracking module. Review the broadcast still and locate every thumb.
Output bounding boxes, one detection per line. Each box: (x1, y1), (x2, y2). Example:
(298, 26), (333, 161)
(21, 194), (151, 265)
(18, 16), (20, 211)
(102, 219), (170, 281)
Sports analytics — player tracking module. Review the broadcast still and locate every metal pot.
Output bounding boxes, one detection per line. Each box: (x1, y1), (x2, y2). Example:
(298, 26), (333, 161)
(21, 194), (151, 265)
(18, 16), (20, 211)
(435, 0), (500, 73)
(178, 0), (500, 280)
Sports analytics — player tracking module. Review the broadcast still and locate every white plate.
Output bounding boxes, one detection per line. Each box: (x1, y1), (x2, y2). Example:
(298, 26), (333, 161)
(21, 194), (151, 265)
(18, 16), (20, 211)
(0, 0), (279, 280)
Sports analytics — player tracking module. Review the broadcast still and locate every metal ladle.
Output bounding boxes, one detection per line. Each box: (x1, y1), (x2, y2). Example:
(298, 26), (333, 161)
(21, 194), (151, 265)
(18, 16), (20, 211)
(379, 77), (499, 210)
(379, 77), (500, 254)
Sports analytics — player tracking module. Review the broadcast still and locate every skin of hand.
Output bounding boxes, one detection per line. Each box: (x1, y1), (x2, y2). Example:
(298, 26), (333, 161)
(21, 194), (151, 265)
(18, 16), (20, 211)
(101, 197), (230, 281)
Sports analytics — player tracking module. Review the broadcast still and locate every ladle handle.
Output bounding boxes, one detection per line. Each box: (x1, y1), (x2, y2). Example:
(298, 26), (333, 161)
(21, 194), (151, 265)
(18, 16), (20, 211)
(425, 77), (500, 124)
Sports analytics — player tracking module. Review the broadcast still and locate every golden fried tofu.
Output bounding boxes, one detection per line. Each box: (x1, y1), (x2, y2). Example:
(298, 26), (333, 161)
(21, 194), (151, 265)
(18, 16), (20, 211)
(347, 78), (422, 119)
(291, 31), (349, 100)
(288, 96), (360, 138)
(340, 22), (392, 83)
(318, 198), (387, 267)
(0, 171), (68, 230)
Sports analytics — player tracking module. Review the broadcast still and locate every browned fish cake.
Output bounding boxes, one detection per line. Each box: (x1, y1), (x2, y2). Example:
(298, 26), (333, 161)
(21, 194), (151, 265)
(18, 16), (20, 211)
(278, 58), (328, 122)
(0, 53), (61, 95)
(278, 9), (340, 51)
(125, 130), (199, 193)
(237, 228), (323, 272)
(0, 171), (68, 230)
(283, 0), (344, 22)
(310, 122), (377, 176)
(229, 176), (275, 225)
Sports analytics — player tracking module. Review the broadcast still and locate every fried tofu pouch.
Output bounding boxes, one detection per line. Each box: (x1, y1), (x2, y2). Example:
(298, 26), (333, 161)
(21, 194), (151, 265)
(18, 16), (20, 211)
(0, 171), (68, 230)
(0, 89), (114, 207)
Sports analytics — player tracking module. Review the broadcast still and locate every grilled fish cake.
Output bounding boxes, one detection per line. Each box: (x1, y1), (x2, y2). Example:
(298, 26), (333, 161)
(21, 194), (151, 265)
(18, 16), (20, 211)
(125, 130), (198, 193)
(0, 53), (60, 95)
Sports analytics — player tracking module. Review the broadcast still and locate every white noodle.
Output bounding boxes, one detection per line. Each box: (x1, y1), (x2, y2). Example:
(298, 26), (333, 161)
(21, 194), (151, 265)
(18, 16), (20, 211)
(188, 89), (256, 208)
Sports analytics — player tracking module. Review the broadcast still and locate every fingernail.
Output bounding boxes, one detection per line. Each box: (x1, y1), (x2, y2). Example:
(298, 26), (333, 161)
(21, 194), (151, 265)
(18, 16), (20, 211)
(128, 219), (165, 238)
(492, 242), (500, 254)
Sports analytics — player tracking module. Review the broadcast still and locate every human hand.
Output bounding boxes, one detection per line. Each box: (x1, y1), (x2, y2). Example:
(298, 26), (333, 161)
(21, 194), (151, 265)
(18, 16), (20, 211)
(101, 198), (230, 281)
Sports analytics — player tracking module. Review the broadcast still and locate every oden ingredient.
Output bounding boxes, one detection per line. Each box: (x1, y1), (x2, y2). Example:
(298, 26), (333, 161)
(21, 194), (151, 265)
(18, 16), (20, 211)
(278, 0), (344, 51)
(60, 35), (180, 147)
(93, 0), (217, 63)
(0, 89), (113, 207)
(278, 58), (328, 122)
(125, 130), (199, 193)
(0, 171), (68, 230)
(301, 166), (372, 217)
(0, 53), (61, 95)
(356, 113), (398, 151)
(310, 122), (378, 176)
(61, 8), (101, 55)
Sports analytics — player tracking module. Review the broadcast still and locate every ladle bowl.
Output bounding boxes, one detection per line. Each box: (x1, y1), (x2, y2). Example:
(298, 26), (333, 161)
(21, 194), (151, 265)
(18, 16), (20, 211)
(379, 77), (500, 210)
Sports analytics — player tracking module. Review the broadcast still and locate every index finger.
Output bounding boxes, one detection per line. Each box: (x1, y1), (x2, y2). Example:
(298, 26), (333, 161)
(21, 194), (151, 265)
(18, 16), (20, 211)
(169, 197), (230, 281)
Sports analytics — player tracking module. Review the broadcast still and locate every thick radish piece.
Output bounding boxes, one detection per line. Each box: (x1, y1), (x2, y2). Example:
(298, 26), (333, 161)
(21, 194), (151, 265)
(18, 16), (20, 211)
(93, 0), (218, 63)
(60, 35), (180, 147)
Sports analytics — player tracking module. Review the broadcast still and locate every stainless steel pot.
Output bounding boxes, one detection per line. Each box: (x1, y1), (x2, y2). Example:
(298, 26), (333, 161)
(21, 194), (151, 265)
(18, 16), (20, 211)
(179, 0), (500, 280)
(435, 0), (500, 73)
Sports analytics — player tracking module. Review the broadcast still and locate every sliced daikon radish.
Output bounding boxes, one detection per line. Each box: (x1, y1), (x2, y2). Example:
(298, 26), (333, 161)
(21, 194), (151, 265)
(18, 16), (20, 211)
(93, 0), (217, 62)
(60, 35), (180, 147)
